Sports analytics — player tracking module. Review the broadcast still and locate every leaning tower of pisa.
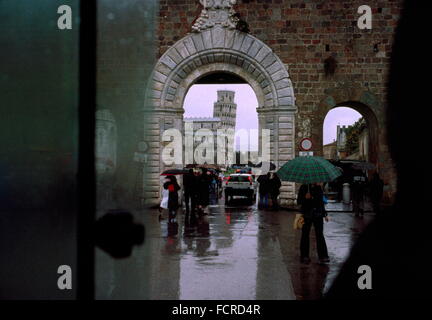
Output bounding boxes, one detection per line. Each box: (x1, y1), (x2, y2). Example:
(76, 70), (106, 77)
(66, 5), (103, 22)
(213, 90), (237, 131)
(213, 90), (237, 164)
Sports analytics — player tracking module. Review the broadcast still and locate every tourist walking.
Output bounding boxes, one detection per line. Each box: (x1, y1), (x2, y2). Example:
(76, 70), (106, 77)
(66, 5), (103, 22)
(183, 169), (196, 215)
(268, 172), (282, 210)
(257, 173), (270, 209)
(208, 171), (218, 205)
(196, 168), (210, 215)
(218, 171), (224, 196)
(297, 183), (330, 264)
(163, 175), (181, 223)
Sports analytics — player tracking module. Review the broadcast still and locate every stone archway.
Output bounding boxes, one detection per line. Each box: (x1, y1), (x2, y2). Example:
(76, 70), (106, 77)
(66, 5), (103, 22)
(317, 87), (384, 163)
(310, 86), (396, 201)
(142, 0), (297, 206)
(316, 88), (382, 164)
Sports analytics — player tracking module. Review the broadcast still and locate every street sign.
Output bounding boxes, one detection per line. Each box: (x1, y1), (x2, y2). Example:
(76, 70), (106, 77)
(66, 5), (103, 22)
(299, 151), (314, 157)
(300, 138), (313, 151)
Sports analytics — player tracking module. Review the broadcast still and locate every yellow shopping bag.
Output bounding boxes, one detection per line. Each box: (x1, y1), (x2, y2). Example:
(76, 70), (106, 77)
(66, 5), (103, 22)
(293, 213), (304, 230)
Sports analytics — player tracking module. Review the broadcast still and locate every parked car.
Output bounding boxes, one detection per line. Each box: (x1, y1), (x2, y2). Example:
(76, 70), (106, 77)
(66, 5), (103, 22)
(224, 173), (257, 204)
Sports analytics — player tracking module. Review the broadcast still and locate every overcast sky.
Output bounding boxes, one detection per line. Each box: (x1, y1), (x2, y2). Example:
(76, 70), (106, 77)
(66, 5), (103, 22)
(184, 84), (362, 150)
(323, 107), (362, 144)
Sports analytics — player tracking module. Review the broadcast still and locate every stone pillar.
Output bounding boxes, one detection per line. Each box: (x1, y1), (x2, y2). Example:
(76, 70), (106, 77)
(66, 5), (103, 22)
(142, 109), (183, 207)
(257, 108), (296, 206)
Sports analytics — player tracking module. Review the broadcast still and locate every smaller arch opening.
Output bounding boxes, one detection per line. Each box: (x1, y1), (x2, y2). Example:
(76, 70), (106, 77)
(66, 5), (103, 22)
(323, 102), (379, 164)
(323, 107), (363, 160)
(322, 104), (380, 202)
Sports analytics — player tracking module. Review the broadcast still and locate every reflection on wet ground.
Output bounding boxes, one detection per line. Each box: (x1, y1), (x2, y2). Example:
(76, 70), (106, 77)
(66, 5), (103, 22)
(95, 197), (373, 300)
(280, 206), (374, 299)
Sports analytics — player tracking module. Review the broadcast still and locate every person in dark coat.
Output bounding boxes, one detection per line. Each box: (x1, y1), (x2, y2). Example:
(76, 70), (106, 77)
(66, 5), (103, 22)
(163, 175), (180, 223)
(196, 168), (210, 215)
(268, 172), (282, 210)
(209, 172), (219, 205)
(297, 183), (329, 264)
(183, 169), (196, 214)
(369, 172), (384, 215)
(257, 173), (270, 209)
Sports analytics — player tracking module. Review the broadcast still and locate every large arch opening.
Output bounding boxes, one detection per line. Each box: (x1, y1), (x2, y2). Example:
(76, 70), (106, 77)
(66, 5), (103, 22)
(183, 72), (260, 166)
(143, 27), (297, 206)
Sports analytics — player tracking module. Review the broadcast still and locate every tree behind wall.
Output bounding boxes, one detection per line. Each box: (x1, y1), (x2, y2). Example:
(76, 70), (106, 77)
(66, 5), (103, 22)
(345, 118), (366, 156)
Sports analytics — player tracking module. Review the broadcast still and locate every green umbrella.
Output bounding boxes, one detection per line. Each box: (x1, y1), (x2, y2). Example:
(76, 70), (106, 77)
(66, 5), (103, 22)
(277, 156), (342, 184)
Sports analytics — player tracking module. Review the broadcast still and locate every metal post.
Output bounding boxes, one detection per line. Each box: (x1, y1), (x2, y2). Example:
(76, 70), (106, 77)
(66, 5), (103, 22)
(343, 183), (351, 204)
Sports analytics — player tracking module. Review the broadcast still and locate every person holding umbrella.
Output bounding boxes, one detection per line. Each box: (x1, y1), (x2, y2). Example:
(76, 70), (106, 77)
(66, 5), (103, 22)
(183, 169), (197, 215)
(297, 182), (329, 264)
(257, 173), (270, 209)
(277, 156), (342, 264)
(196, 168), (210, 215)
(163, 175), (181, 223)
(160, 168), (189, 219)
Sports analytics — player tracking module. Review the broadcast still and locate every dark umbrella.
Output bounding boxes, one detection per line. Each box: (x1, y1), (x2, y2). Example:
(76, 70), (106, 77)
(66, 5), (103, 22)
(186, 163), (220, 170)
(160, 169), (189, 176)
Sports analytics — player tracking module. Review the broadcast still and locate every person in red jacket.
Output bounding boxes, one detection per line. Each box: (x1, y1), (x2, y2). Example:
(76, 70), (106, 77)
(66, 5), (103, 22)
(163, 175), (181, 223)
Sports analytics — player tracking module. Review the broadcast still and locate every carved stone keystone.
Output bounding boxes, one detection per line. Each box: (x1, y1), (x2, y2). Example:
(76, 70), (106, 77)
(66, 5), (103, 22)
(192, 0), (239, 32)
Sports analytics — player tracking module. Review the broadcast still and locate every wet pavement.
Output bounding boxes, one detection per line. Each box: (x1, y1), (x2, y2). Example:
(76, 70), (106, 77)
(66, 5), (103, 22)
(325, 200), (373, 212)
(95, 196), (374, 300)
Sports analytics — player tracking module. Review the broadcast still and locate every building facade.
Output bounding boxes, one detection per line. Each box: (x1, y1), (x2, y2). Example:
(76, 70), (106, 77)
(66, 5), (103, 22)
(323, 141), (337, 160)
(183, 90), (237, 165)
